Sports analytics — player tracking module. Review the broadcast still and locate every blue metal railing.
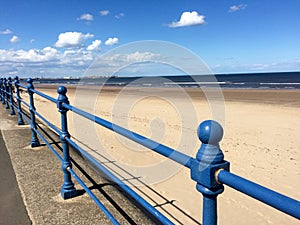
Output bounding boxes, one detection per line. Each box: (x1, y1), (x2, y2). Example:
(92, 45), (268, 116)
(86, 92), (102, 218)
(0, 76), (299, 225)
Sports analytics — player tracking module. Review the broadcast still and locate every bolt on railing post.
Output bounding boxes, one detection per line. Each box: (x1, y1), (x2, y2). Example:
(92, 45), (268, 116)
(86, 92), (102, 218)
(14, 76), (25, 125)
(191, 120), (230, 225)
(27, 78), (40, 147)
(0, 78), (3, 102)
(57, 86), (77, 199)
(4, 78), (10, 109)
(8, 77), (16, 115)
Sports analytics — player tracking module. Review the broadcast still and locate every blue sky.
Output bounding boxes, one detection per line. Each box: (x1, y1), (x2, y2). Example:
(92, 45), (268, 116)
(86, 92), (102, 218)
(0, 0), (300, 78)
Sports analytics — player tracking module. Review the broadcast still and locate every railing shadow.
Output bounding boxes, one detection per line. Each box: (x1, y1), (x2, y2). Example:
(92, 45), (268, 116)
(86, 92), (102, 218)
(72, 137), (201, 225)
(36, 123), (144, 224)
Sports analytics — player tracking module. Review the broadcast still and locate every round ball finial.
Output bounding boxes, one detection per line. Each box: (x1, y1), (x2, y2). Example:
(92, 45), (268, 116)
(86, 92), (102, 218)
(27, 78), (33, 84)
(57, 86), (67, 95)
(8, 77), (12, 81)
(197, 120), (223, 145)
(14, 76), (19, 80)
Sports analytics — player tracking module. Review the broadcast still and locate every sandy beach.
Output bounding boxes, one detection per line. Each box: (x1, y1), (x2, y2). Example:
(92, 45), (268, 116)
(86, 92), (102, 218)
(20, 85), (300, 225)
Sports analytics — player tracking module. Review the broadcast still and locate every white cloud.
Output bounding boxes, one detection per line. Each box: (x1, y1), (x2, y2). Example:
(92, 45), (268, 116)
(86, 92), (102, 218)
(115, 13), (124, 19)
(105, 37), (119, 46)
(87, 40), (101, 51)
(0, 47), (58, 62)
(10, 35), (19, 43)
(19, 47), (58, 62)
(0, 47), (96, 77)
(60, 48), (94, 65)
(229, 4), (247, 13)
(125, 51), (159, 62)
(85, 51), (163, 77)
(0, 29), (12, 34)
(169, 11), (206, 28)
(105, 51), (160, 63)
(77, 13), (94, 21)
(43, 46), (58, 55)
(55, 32), (94, 48)
(100, 10), (109, 16)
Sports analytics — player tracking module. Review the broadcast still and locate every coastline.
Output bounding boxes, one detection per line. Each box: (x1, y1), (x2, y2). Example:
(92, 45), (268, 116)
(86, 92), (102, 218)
(19, 84), (300, 225)
(33, 83), (300, 104)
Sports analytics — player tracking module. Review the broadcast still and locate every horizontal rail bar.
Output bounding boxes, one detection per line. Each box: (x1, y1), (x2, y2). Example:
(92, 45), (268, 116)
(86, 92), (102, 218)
(217, 169), (300, 219)
(17, 83), (27, 89)
(65, 136), (174, 225)
(63, 103), (193, 168)
(33, 127), (63, 162)
(17, 93), (61, 134)
(34, 110), (62, 135)
(19, 111), (31, 125)
(19, 98), (30, 109)
(67, 167), (120, 225)
(11, 103), (17, 110)
(32, 89), (57, 103)
(13, 94), (20, 100)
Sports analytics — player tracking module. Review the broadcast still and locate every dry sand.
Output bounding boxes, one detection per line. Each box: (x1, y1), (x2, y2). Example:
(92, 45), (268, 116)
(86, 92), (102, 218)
(21, 85), (300, 225)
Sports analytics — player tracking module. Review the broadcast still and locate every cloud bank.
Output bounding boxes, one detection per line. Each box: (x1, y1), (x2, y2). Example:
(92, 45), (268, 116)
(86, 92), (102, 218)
(0, 30), (110, 76)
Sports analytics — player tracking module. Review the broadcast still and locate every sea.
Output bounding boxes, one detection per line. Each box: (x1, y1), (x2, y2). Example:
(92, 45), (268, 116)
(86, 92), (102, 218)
(29, 71), (300, 89)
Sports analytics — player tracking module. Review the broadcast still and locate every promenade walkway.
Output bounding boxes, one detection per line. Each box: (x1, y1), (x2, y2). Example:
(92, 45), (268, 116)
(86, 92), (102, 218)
(0, 118), (31, 225)
(0, 107), (153, 225)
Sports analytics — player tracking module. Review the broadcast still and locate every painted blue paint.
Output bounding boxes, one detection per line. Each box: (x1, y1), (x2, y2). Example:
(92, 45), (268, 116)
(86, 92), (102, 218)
(67, 167), (121, 225)
(0, 78), (3, 102)
(65, 136), (175, 225)
(33, 89), (57, 103)
(8, 77), (16, 116)
(191, 120), (230, 225)
(34, 110), (61, 135)
(14, 76), (25, 125)
(4, 78), (9, 109)
(1, 78), (7, 105)
(62, 103), (193, 168)
(27, 78), (40, 147)
(57, 86), (77, 200)
(217, 170), (300, 220)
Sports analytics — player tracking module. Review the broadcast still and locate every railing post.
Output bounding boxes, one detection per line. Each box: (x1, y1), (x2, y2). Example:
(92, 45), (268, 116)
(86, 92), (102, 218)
(57, 86), (77, 199)
(14, 76), (25, 125)
(4, 78), (10, 109)
(27, 78), (40, 147)
(0, 78), (3, 102)
(1, 78), (6, 105)
(191, 120), (230, 225)
(8, 77), (16, 115)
